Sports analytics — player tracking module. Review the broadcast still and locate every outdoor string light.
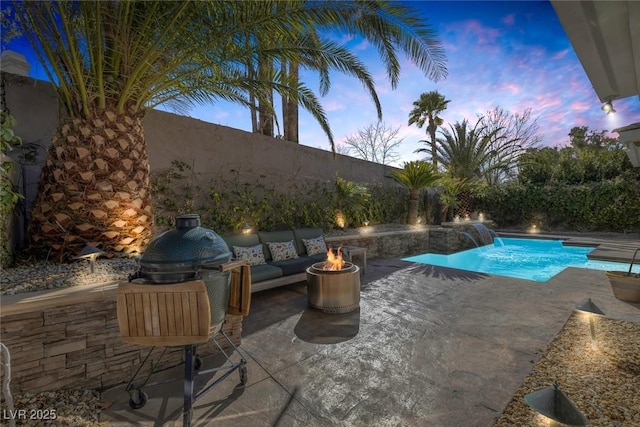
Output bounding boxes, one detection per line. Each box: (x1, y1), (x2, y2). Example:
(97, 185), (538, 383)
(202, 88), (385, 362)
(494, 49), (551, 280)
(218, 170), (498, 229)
(574, 298), (605, 347)
(524, 381), (588, 426)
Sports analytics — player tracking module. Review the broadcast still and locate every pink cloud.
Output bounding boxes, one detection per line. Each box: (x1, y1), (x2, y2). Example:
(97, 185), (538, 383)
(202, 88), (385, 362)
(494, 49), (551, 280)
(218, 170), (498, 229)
(533, 94), (562, 110)
(353, 40), (370, 51)
(570, 101), (590, 111)
(501, 83), (522, 95)
(463, 20), (501, 44)
(552, 49), (570, 60)
(323, 100), (346, 112)
(502, 14), (515, 26)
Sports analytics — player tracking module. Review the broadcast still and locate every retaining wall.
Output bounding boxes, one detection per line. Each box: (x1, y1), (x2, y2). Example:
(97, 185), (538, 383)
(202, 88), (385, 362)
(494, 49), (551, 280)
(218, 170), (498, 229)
(0, 283), (242, 394)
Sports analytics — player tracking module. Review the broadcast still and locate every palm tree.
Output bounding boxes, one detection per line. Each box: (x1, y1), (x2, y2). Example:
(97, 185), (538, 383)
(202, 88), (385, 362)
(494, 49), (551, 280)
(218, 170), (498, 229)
(13, 1), (446, 260)
(409, 91), (450, 168)
(390, 161), (440, 225)
(260, 1), (450, 145)
(430, 118), (507, 216)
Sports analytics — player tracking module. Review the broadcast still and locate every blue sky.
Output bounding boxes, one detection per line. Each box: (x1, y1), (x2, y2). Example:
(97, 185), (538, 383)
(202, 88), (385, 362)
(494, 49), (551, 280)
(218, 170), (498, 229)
(6, 1), (639, 166)
(192, 0), (640, 164)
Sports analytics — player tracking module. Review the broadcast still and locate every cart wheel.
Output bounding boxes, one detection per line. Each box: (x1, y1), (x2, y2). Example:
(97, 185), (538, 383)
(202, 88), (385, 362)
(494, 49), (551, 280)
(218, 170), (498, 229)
(239, 364), (248, 385)
(129, 389), (148, 410)
(194, 356), (202, 371)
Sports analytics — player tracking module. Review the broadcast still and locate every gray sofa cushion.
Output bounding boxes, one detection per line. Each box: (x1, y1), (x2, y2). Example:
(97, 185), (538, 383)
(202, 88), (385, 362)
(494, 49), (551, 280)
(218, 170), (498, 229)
(222, 233), (260, 249)
(269, 257), (316, 276)
(293, 228), (324, 256)
(308, 253), (326, 263)
(250, 264), (284, 283)
(258, 230), (297, 261)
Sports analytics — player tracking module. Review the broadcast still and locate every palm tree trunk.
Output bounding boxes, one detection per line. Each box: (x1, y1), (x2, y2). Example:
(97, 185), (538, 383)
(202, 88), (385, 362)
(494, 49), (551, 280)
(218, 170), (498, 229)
(257, 55), (274, 137)
(283, 61), (299, 143)
(428, 122), (438, 169)
(28, 110), (153, 260)
(408, 190), (419, 225)
(455, 190), (471, 218)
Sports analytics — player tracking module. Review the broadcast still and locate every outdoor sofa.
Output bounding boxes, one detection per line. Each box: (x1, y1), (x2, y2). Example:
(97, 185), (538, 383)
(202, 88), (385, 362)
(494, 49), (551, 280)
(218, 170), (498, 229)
(221, 228), (327, 293)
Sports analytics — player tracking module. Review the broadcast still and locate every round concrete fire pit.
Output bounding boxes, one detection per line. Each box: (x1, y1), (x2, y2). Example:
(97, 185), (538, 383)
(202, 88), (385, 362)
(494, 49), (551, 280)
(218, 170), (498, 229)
(306, 262), (360, 313)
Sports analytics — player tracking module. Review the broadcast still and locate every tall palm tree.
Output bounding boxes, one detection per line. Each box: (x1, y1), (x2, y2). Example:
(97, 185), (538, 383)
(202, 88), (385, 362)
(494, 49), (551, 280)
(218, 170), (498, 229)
(258, 1), (449, 145)
(390, 161), (440, 225)
(409, 91), (450, 168)
(13, 1), (446, 260)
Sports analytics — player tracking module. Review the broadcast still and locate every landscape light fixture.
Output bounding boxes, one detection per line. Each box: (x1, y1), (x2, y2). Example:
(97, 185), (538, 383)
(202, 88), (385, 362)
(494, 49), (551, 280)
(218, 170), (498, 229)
(574, 298), (605, 347)
(601, 100), (616, 114)
(524, 382), (588, 426)
(363, 220), (370, 227)
(76, 245), (105, 273)
(241, 223), (252, 234)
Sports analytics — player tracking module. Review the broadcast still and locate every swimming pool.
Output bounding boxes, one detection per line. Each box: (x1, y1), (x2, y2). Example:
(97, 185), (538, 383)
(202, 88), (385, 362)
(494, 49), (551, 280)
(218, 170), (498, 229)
(403, 238), (640, 282)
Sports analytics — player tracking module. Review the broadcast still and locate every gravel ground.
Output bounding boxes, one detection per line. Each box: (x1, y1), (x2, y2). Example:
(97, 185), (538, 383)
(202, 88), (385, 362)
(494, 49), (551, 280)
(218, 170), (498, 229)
(0, 257), (138, 296)
(1, 390), (104, 426)
(495, 312), (640, 426)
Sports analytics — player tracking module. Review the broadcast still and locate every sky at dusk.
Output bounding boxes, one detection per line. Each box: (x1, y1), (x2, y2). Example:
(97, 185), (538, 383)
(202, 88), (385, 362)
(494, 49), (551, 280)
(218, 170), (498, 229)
(193, 0), (640, 165)
(6, 1), (640, 166)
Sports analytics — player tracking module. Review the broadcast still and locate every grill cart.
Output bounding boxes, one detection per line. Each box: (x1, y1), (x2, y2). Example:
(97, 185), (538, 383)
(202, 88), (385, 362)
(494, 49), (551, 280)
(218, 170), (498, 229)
(116, 214), (251, 426)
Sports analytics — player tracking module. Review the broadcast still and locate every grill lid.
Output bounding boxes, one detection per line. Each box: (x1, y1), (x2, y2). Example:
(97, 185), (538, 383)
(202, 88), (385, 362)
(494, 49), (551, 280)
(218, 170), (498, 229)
(138, 214), (231, 282)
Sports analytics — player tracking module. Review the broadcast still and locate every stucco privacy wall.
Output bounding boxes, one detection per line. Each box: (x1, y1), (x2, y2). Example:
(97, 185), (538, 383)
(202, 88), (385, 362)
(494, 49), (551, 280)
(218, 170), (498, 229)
(144, 109), (399, 190)
(3, 73), (399, 250)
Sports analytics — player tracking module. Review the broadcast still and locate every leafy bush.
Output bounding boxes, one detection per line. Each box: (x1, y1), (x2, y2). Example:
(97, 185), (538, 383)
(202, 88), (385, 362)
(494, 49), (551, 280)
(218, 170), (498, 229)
(472, 176), (640, 232)
(151, 162), (407, 233)
(1, 111), (24, 263)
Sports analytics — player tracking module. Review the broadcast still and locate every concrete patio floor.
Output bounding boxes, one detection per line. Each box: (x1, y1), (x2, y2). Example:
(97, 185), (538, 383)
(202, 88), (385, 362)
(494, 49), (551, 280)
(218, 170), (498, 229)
(101, 236), (640, 427)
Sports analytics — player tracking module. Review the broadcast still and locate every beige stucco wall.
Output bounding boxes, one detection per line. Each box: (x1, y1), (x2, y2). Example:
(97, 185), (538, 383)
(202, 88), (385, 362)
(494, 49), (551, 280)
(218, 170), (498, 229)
(144, 109), (398, 189)
(3, 73), (399, 249)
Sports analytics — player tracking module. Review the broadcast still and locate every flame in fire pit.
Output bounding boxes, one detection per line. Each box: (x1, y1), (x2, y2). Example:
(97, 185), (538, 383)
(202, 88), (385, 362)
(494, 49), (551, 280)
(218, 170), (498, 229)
(323, 246), (346, 271)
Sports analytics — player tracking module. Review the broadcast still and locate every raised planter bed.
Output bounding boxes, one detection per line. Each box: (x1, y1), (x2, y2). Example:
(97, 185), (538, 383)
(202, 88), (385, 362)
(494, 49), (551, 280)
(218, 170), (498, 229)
(0, 282), (242, 394)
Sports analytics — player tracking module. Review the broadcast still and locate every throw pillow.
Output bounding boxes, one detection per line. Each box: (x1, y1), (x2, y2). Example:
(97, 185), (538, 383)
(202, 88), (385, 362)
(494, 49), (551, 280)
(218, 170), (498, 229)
(233, 244), (266, 266)
(267, 240), (299, 262)
(302, 236), (327, 256)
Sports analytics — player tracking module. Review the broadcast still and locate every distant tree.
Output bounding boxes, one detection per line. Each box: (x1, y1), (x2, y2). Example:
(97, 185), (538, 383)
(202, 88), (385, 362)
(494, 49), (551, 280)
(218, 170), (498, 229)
(408, 91), (450, 169)
(519, 127), (633, 185)
(341, 121), (404, 165)
(481, 107), (542, 184)
(568, 126), (619, 150)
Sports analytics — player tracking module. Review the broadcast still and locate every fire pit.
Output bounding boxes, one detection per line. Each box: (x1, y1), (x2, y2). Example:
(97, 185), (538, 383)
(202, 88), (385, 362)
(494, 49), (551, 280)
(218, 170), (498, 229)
(306, 247), (360, 313)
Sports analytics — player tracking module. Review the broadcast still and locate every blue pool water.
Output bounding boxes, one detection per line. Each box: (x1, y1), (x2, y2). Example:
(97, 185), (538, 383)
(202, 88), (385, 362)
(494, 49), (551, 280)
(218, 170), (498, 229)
(403, 238), (640, 282)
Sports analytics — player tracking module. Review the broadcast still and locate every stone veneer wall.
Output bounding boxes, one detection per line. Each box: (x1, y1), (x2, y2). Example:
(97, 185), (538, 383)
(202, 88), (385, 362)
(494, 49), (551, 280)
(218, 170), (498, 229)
(0, 284), (242, 394)
(324, 226), (477, 258)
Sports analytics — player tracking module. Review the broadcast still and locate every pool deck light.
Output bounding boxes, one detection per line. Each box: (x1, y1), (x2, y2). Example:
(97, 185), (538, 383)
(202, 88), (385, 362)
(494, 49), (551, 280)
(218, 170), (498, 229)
(575, 298), (605, 347)
(524, 381), (588, 426)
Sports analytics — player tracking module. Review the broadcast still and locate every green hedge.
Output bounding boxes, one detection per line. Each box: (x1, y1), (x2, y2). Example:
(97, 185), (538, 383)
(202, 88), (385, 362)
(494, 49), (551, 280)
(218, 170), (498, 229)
(151, 161), (408, 233)
(472, 177), (640, 232)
